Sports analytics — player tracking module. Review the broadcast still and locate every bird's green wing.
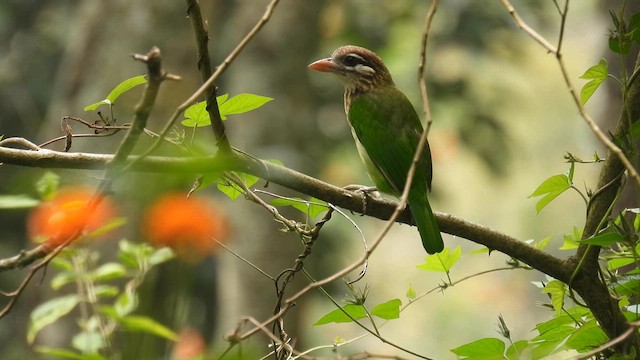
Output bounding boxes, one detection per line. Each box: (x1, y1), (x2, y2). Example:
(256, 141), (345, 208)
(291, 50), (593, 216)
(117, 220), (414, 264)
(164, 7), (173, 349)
(347, 86), (432, 195)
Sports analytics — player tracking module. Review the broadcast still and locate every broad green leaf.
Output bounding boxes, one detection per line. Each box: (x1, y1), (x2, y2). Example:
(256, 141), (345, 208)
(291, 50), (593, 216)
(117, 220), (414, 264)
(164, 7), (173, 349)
(120, 315), (178, 341)
(542, 280), (566, 314)
(28, 294), (80, 343)
(147, 247), (175, 266)
(609, 37), (632, 55)
(528, 174), (571, 213)
(581, 231), (623, 246)
(630, 121), (640, 141)
(506, 340), (530, 360)
(533, 324), (575, 342)
(35, 347), (106, 360)
(632, 12), (640, 43)
(534, 307), (590, 336)
(36, 171), (60, 201)
(560, 227), (581, 250)
(84, 75), (147, 111)
(114, 291), (138, 318)
(51, 271), (78, 290)
(450, 338), (505, 358)
(314, 304), (367, 325)
(565, 320), (608, 351)
(0, 194), (40, 209)
(93, 285), (119, 298)
(219, 93), (273, 120)
(90, 262), (127, 281)
(181, 101), (210, 127)
(217, 180), (244, 200)
(270, 197), (329, 218)
(579, 59), (607, 105)
(72, 331), (104, 354)
(370, 299), (401, 320)
(416, 246), (462, 273)
(534, 236), (552, 250)
(607, 257), (635, 271)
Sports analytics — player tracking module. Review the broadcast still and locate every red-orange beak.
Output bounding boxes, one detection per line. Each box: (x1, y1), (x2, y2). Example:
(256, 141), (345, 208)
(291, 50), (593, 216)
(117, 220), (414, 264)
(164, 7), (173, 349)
(308, 58), (338, 73)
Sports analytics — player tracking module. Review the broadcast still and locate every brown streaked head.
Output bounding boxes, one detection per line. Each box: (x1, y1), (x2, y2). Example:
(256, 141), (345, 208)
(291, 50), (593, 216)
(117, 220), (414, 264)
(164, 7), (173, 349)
(308, 45), (394, 93)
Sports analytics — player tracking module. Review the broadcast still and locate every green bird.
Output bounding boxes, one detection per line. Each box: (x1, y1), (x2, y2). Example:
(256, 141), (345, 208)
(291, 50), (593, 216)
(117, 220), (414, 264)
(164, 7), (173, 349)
(308, 45), (443, 254)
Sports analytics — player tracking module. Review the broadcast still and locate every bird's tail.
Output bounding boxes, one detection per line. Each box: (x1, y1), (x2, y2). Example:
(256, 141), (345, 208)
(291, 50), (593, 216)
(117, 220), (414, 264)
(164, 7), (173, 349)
(408, 194), (444, 254)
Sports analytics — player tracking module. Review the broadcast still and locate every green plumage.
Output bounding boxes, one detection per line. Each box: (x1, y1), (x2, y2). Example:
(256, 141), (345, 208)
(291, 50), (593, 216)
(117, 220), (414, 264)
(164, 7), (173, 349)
(348, 85), (444, 254)
(308, 45), (444, 253)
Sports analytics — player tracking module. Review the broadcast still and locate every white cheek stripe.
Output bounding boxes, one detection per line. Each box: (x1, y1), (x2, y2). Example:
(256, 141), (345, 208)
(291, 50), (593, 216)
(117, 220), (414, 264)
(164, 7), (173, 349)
(354, 64), (375, 75)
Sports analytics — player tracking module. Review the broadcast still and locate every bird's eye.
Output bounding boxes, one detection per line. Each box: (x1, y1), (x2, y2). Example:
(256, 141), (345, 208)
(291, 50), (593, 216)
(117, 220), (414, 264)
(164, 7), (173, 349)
(342, 54), (362, 67)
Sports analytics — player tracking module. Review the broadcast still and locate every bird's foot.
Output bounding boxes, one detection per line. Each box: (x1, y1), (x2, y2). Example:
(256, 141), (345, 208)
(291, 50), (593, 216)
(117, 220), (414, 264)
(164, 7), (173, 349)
(344, 184), (380, 215)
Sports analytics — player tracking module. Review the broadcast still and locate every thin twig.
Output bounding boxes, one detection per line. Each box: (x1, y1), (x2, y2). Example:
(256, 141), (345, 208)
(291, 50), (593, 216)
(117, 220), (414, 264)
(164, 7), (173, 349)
(123, 0), (281, 172)
(418, 0), (439, 134)
(501, 0), (640, 190)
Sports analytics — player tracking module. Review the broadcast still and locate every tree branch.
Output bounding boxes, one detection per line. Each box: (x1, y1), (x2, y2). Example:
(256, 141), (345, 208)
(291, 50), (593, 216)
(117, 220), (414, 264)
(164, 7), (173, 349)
(0, 144), (569, 281)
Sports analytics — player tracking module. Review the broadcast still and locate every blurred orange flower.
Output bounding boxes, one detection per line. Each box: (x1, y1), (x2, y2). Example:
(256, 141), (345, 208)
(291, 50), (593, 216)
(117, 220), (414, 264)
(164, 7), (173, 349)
(28, 187), (117, 248)
(142, 193), (228, 260)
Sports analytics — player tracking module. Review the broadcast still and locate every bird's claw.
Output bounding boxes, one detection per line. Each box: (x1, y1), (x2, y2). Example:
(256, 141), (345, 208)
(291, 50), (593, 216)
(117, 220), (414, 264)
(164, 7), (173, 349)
(344, 184), (380, 215)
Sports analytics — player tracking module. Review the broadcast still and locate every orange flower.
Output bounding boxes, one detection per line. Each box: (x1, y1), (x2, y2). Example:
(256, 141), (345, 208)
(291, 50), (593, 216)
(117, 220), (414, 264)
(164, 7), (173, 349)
(142, 193), (228, 260)
(28, 187), (117, 248)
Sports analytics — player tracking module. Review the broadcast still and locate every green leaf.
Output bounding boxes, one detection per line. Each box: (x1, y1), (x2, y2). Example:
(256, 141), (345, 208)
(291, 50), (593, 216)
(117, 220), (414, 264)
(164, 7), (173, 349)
(270, 197), (329, 218)
(370, 299), (401, 320)
(120, 315), (178, 341)
(565, 320), (608, 351)
(51, 271), (78, 290)
(314, 304), (367, 325)
(406, 284), (417, 301)
(579, 59), (608, 105)
(506, 340), (530, 360)
(0, 194), (40, 209)
(114, 291), (138, 318)
(216, 172), (259, 200)
(35, 347), (106, 360)
(450, 338), (506, 359)
(90, 262), (127, 282)
(542, 280), (566, 314)
(560, 227), (582, 250)
(147, 247), (175, 266)
(181, 101), (210, 127)
(72, 331), (105, 354)
(581, 231), (623, 246)
(28, 294), (80, 343)
(93, 285), (119, 298)
(84, 75), (147, 111)
(607, 257), (635, 271)
(416, 246), (462, 273)
(528, 174), (571, 213)
(219, 93), (273, 120)
(36, 171), (60, 201)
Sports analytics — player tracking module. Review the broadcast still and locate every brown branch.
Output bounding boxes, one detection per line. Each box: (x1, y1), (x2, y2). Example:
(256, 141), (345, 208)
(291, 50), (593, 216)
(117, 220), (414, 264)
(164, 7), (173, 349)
(123, 0), (281, 171)
(185, 0), (229, 151)
(0, 145), (570, 281)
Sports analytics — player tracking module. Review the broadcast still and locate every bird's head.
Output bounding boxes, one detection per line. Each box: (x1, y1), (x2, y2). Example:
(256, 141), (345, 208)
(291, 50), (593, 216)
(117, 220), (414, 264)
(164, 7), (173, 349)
(308, 45), (394, 93)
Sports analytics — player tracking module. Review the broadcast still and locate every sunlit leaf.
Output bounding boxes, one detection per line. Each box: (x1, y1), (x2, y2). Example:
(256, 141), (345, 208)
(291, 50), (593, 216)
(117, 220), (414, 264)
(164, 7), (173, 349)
(50, 271), (78, 290)
(35, 347), (106, 360)
(528, 174), (571, 213)
(28, 295), (80, 343)
(579, 59), (607, 105)
(114, 291), (138, 318)
(607, 257), (635, 271)
(0, 194), (40, 209)
(406, 284), (416, 301)
(84, 75), (147, 111)
(314, 304), (367, 325)
(542, 280), (566, 314)
(506, 340), (531, 360)
(560, 227), (581, 250)
(370, 299), (401, 320)
(72, 331), (104, 354)
(181, 101), (210, 127)
(270, 197), (329, 218)
(90, 262), (127, 281)
(581, 231), (623, 246)
(120, 315), (178, 341)
(219, 93), (273, 120)
(450, 338), (505, 358)
(416, 246), (462, 273)
(565, 320), (608, 351)
(147, 247), (175, 266)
